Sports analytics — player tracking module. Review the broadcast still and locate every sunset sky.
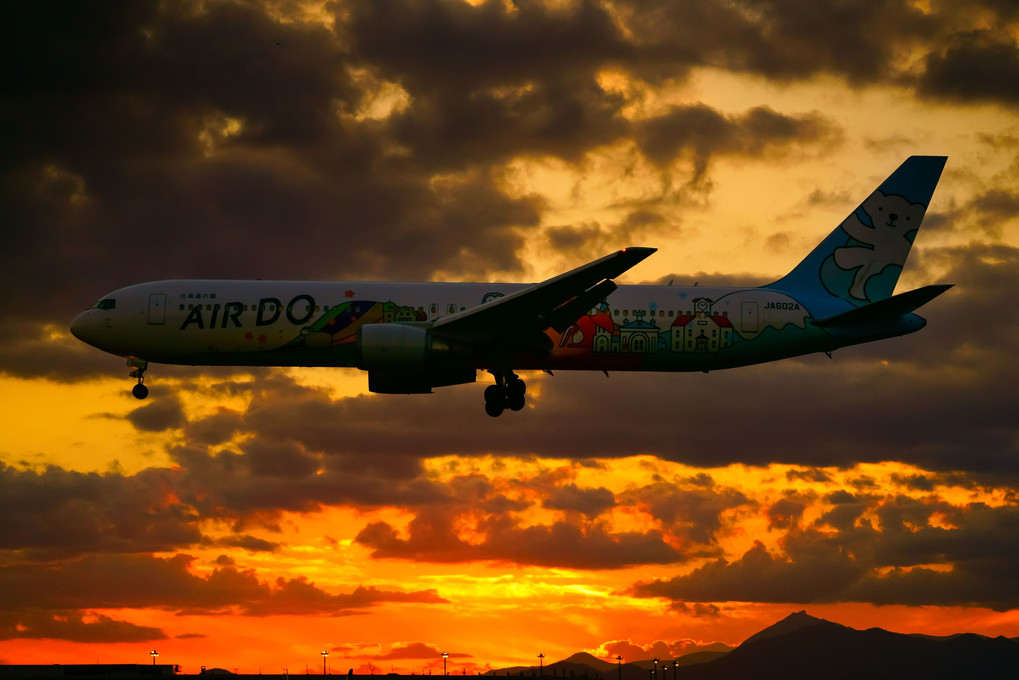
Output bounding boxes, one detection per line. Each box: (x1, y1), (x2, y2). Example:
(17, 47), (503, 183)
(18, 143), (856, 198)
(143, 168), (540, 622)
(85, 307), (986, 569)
(3, 0), (1019, 675)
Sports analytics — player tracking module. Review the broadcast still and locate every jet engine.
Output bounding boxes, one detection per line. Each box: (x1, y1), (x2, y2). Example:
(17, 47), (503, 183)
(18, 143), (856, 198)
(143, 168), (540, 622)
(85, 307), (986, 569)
(357, 324), (476, 394)
(356, 323), (469, 370)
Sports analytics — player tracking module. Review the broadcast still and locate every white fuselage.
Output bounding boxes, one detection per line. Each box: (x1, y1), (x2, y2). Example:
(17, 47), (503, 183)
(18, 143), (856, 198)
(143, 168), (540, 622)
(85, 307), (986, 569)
(70, 278), (902, 374)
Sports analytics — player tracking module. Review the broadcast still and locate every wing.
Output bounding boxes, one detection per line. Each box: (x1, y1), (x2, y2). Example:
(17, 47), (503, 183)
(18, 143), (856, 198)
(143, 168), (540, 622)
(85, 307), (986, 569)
(432, 247), (656, 343)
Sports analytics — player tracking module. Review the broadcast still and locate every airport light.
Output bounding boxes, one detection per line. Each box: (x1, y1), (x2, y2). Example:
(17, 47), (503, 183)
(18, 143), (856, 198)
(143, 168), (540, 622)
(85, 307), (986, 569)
(673, 660), (679, 680)
(616, 656), (622, 680)
(652, 658), (658, 680)
(538, 654), (544, 678)
(150, 651), (159, 665)
(322, 650), (329, 675)
(443, 652), (449, 676)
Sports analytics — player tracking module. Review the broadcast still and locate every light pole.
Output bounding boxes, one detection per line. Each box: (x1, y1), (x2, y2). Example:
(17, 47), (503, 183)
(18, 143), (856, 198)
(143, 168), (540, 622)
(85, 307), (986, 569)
(673, 660), (679, 680)
(538, 654), (544, 678)
(652, 658), (658, 680)
(322, 651), (329, 675)
(442, 652), (448, 676)
(616, 656), (622, 680)
(150, 651), (159, 666)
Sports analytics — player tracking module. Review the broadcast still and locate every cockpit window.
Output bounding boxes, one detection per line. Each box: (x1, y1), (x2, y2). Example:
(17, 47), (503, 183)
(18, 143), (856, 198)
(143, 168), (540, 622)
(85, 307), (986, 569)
(94, 299), (116, 310)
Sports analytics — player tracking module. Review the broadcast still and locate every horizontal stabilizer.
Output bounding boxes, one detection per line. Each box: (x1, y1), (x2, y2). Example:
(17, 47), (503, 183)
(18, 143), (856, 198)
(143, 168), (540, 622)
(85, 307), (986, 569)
(813, 284), (953, 328)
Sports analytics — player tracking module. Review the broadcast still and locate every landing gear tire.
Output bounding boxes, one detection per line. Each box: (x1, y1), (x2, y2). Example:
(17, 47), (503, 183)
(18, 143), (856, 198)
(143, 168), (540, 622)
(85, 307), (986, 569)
(506, 393), (525, 411)
(506, 378), (525, 410)
(507, 377), (525, 398)
(128, 357), (149, 400)
(485, 399), (505, 418)
(484, 371), (526, 416)
(484, 385), (505, 417)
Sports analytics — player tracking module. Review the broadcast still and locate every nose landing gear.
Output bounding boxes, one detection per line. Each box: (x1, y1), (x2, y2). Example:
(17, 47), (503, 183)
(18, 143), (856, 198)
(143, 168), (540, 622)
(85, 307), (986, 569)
(484, 371), (526, 417)
(128, 357), (149, 399)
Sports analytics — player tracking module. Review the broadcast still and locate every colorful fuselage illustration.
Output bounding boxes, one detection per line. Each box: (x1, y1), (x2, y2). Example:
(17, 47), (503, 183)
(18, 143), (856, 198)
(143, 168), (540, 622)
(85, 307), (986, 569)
(70, 157), (952, 414)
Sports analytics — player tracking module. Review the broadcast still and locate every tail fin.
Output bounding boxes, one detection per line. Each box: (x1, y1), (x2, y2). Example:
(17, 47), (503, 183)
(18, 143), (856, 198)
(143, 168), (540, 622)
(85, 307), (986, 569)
(770, 156), (947, 308)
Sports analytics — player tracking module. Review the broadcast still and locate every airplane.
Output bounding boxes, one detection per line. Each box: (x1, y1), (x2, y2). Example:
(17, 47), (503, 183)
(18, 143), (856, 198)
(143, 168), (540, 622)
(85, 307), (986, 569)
(71, 156), (951, 417)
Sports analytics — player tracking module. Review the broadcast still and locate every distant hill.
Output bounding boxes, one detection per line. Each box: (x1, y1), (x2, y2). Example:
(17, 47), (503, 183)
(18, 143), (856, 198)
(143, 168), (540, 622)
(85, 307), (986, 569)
(558, 653), (617, 672)
(485, 642), (732, 679)
(680, 612), (1019, 680)
(738, 610), (833, 647)
(485, 611), (1019, 680)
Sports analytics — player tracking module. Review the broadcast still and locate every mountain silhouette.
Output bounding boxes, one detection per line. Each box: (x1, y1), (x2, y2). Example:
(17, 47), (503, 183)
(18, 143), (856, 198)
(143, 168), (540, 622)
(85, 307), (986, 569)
(486, 611), (1019, 680)
(738, 610), (833, 647)
(558, 653), (617, 672)
(679, 612), (1019, 680)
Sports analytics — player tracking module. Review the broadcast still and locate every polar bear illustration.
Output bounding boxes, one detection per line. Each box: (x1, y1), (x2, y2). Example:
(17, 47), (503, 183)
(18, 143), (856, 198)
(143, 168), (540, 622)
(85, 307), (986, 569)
(833, 190), (926, 300)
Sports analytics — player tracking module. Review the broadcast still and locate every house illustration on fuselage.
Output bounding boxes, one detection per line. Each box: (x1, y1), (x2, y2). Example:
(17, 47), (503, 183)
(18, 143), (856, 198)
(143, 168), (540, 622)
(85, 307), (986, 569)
(671, 297), (733, 353)
(619, 312), (660, 353)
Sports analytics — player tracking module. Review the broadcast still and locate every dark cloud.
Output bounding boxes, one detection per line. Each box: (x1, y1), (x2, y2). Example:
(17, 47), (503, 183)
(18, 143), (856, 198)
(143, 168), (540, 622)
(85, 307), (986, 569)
(632, 540), (864, 604)
(917, 30), (1019, 106)
(620, 482), (751, 546)
(184, 406), (245, 446)
(630, 495), (1019, 611)
(125, 396), (187, 432)
(0, 610), (166, 643)
(0, 463), (201, 558)
(384, 75), (629, 169)
(766, 496), (811, 531)
(0, 553), (446, 617)
(611, 0), (939, 85)
(636, 105), (839, 181)
(345, 0), (630, 93)
(0, 328), (124, 383)
(213, 534), (280, 553)
(542, 483), (615, 517)
(356, 510), (685, 569)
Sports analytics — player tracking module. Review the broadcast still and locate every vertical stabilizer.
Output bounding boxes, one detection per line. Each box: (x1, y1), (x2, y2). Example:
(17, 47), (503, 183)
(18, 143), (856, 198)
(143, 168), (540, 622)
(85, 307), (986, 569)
(770, 156), (947, 308)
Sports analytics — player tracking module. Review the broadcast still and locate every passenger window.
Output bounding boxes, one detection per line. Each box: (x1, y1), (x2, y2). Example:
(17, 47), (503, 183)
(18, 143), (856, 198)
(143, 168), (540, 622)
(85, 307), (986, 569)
(447, 304), (456, 314)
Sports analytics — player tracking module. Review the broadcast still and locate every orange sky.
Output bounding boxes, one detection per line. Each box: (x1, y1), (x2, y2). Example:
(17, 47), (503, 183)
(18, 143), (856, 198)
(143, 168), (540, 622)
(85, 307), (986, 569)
(3, 0), (1019, 675)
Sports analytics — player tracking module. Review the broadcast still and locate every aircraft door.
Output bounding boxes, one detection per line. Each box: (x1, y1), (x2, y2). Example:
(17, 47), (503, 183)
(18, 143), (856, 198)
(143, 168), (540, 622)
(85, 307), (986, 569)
(741, 302), (759, 333)
(148, 294), (167, 325)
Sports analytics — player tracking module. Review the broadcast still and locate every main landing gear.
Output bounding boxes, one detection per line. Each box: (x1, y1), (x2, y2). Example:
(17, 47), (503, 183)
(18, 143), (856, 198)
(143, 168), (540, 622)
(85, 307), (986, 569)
(484, 371), (526, 417)
(128, 357), (149, 400)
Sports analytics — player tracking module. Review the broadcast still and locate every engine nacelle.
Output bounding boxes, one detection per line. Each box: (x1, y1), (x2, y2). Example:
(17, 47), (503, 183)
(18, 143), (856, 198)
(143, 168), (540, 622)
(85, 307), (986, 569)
(357, 323), (431, 370)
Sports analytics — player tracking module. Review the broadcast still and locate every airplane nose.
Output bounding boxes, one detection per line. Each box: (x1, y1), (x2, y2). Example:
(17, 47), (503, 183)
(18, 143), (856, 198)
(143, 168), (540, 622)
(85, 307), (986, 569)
(70, 310), (101, 347)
